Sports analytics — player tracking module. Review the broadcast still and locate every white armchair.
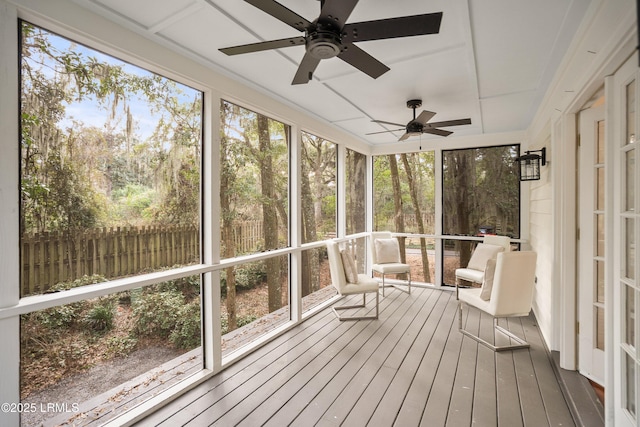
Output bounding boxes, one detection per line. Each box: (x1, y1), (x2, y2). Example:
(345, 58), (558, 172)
(457, 251), (537, 351)
(326, 240), (379, 321)
(454, 235), (511, 297)
(370, 231), (411, 296)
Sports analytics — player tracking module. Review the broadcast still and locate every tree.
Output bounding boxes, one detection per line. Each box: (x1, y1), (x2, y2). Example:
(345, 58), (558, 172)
(220, 102), (238, 330)
(257, 114), (283, 312)
(401, 153), (430, 282)
(388, 155), (408, 278)
(20, 22), (202, 236)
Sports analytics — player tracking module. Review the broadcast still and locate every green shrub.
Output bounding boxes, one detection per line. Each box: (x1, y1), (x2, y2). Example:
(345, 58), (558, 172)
(170, 301), (201, 349)
(104, 335), (138, 356)
(235, 262), (267, 290)
(220, 262), (267, 297)
(83, 299), (115, 332)
(221, 314), (258, 335)
(132, 290), (184, 338)
(34, 303), (84, 329)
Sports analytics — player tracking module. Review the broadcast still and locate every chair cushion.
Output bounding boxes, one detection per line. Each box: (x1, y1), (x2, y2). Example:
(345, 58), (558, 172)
(480, 257), (497, 300)
(375, 238), (401, 263)
(458, 287), (491, 312)
(372, 262), (410, 274)
(455, 267), (485, 284)
(467, 243), (504, 271)
(341, 274), (379, 295)
(340, 249), (359, 284)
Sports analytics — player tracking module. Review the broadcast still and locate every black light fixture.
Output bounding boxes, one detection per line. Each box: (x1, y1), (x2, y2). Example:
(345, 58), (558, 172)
(516, 147), (546, 181)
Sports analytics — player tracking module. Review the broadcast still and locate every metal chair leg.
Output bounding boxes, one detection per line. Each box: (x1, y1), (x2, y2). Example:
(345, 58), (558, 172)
(457, 302), (530, 351)
(332, 292), (379, 321)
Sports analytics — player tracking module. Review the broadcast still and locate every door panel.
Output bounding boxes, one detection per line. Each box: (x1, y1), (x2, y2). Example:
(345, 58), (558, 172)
(578, 103), (605, 384)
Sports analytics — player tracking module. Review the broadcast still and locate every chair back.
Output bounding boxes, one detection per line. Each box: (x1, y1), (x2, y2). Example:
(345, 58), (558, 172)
(326, 241), (347, 294)
(488, 251), (537, 317)
(370, 231), (392, 264)
(483, 235), (511, 252)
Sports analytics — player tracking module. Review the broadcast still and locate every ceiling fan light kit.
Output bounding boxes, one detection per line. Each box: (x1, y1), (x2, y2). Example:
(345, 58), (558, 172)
(219, 0), (443, 85)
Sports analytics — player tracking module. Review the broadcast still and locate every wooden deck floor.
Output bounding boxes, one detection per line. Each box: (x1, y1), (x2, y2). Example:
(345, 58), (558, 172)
(137, 286), (575, 427)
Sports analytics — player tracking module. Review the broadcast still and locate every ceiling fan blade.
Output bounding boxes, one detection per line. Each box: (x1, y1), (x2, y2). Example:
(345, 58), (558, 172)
(342, 12), (443, 43)
(398, 132), (412, 141)
(428, 118), (472, 128)
(220, 37), (306, 55)
(292, 52), (322, 85)
(372, 119), (406, 127)
(338, 44), (390, 79)
(365, 128), (405, 135)
(244, 0), (311, 31)
(424, 128), (453, 137)
(319, 0), (359, 28)
(415, 110), (436, 125)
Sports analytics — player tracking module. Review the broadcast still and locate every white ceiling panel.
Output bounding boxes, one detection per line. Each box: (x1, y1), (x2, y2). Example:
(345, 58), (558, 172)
(74, 0), (593, 146)
(94, 0), (198, 29)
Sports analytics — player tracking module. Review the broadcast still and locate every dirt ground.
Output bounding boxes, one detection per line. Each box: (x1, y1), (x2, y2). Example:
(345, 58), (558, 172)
(21, 346), (183, 426)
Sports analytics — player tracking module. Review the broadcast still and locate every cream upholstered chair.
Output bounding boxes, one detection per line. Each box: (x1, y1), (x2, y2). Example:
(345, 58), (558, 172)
(326, 240), (379, 321)
(370, 231), (411, 296)
(454, 235), (511, 297)
(458, 251), (537, 351)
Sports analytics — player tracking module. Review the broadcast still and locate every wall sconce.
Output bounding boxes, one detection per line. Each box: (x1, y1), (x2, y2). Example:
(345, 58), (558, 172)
(516, 147), (546, 181)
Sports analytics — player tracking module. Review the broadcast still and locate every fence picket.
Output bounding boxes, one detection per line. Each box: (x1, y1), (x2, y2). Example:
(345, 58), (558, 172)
(20, 225), (199, 295)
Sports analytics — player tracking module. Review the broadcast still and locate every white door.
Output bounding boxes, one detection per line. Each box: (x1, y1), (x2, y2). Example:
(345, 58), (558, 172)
(578, 103), (606, 385)
(613, 53), (639, 427)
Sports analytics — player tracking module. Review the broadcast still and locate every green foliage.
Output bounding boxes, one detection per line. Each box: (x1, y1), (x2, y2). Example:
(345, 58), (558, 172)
(34, 304), (83, 329)
(20, 22), (202, 234)
(111, 183), (155, 224)
(104, 335), (138, 356)
(132, 290), (184, 338)
(221, 262), (267, 296)
(221, 314), (258, 335)
(30, 276), (108, 329)
(170, 301), (201, 349)
(82, 299), (115, 332)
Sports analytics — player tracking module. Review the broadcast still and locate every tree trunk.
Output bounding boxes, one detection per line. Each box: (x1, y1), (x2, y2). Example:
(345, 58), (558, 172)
(219, 124), (237, 331)
(349, 151), (367, 271)
(454, 151), (473, 267)
(388, 155), (407, 279)
(257, 115), (282, 312)
(300, 143), (319, 296)
(401, 153), (430, 282)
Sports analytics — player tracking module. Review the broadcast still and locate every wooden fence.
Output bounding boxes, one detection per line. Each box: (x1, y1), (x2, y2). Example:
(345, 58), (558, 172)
(21, 225), (200, 295)
(233, 220), (263, 254)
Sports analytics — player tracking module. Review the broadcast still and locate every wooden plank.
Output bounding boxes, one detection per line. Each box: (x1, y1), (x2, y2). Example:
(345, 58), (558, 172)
(471, 310), (498, 426)
(211, 291), (410, 426)
(283, 290), (431, 426)
(394, 295), (462, 427)
(155, 293), (392, 426)
(143, 309), (339, 425)
(260, 289), (432, 427)
(521, 315), (577, 427)
(507, 317), (549, 426)
(366, 292), (456, 427)
(443, 302), (481, 427)
(495, 336), (523, 427)
(311, 289), (440, 427)
(130, 289), (582, 427)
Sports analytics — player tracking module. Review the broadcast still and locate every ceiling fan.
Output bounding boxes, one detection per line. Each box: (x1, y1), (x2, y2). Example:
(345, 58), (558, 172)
(219, 0), (443, 85)
(368, 99), (472, 140)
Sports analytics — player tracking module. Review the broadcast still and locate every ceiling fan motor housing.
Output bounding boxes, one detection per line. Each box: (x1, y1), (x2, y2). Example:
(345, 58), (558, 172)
(406, 121), (424, 134)
(307, 22), (342, 59)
